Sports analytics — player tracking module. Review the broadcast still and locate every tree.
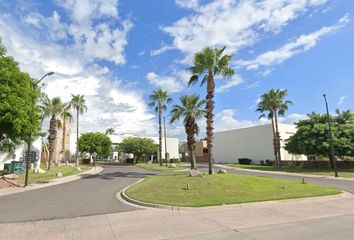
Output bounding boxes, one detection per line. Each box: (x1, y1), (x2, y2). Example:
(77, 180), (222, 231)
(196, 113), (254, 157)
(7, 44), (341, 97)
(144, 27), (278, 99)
(256, 89), (292, 168)
(61, 103), (72, 152)
(78, 132), (112, 165)
(120, 137), (156, 163)
(0, 39), (40, 151)
(170, 94), (206, 170)
(105, 128), (115, 135)
(148, 89), (172, 166)
(70, 94), (87, 166)
(285, 110), (354, 165)
(46, 97), (65, 170)
(188, 47), (234, 174)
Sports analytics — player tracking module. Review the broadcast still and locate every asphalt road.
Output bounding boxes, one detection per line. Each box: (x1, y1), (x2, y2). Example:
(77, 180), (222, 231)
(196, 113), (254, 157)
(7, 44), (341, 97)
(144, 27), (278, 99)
(0, 164), (155, 223)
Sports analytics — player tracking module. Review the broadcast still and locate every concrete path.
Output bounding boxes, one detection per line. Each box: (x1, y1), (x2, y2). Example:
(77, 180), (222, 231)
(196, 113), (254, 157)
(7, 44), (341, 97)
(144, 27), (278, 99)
(1, 191), (354, 240)
(0, 164), (154, 223)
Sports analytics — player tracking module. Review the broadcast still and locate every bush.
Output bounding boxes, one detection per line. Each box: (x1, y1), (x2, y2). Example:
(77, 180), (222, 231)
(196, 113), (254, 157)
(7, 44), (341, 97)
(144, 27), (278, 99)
(265, 159), (275, 166)
(82, 158), (90, 164)
(126, 158), (134, 164)
(238, 158), (252, 165)
(260, 160), (265, 166)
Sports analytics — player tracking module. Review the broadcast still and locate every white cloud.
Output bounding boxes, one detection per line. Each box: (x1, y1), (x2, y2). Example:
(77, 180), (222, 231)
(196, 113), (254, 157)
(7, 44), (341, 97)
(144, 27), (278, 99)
(176, 0), (199, 9)
(214, 109), (255, 132)
(238, 14), (349, 70)
(215, 75), (243, 93)
(245, 80), (262, 89)
(146, 72), (184, 93)
(164, 0), (329, 63)
(150, 45), (175, 56)
(337, 96), (347, 106)
(0, 7), (156, 136)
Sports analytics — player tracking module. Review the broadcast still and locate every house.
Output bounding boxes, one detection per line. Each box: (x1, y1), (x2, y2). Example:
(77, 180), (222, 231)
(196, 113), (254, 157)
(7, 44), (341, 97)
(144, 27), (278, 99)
(213, 124), (307, 164)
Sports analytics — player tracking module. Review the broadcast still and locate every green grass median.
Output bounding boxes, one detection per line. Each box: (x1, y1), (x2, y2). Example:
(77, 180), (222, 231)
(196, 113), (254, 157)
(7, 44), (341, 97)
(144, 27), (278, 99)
(125, 173), (341, 207)
(224, 164), (354, 178)
(135, 163), (188, 171)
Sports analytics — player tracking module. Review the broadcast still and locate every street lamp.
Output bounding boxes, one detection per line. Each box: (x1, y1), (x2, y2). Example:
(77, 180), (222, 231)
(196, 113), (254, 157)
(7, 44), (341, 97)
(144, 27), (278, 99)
(24, 72), (55, 187)
(323, 94), (338, 178)
(163, 116), (170, 167)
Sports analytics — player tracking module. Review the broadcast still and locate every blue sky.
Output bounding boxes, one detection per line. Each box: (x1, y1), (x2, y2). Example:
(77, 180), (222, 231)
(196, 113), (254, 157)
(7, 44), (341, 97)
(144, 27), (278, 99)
(0, 0), (353, 139)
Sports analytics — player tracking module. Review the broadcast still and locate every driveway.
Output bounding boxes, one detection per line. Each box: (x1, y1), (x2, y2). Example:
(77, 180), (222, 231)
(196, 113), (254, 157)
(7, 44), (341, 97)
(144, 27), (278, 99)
(0, 164), (154, 223)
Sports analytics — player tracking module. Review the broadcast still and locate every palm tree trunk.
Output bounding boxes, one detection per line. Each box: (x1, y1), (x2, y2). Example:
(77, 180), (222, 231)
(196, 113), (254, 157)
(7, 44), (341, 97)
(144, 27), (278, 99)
(270, 114), (278, 167)
(186, 118), (197, 170)
(206, 70), (215, 175)
(48, 116), (57, 171)
(76, 107), (79, 166)
(274, 109), (282, 167)
(158, 104), (163, 166)
(62, 117), (66, 151)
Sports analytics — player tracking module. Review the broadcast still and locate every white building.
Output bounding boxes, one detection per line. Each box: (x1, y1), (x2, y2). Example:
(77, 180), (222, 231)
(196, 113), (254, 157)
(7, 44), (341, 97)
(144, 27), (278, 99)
(0, 138), (42, 171)
(214, 124), (306, 164)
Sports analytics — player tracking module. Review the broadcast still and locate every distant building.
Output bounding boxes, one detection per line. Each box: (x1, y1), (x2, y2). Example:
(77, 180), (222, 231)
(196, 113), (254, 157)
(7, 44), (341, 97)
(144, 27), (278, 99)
(213, 124), (307, 164)
(181, 140), (209, 162)
(70, 133), (179, 162)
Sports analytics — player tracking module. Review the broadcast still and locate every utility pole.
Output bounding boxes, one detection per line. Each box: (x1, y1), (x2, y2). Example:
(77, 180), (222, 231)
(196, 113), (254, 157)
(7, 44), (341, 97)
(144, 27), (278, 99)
(24, 72), (55, 187)
(323, 94), (338, 178)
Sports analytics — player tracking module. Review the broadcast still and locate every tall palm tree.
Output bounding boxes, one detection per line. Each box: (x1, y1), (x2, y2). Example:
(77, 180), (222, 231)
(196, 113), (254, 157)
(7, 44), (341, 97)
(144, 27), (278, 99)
(105, 128), (115, 135)
(148, 89), (172, 166)
(70, 94), (87, 166)
(47, 97), (65, 170)
(188, 47), (234, 174)
(256, 89), (293, 168)
(61, 103), (72, 153)
(170, 94), (206, 170)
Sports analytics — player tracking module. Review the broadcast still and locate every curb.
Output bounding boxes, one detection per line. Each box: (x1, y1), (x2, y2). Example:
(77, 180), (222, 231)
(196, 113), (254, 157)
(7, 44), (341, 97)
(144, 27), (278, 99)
(214, 164), (354, 181)
(0, 166), (103, 197)
(118, 176), (347, 212)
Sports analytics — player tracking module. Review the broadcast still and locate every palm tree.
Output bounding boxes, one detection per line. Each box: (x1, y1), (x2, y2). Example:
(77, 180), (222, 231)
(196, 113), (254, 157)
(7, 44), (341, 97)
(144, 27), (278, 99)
(148, 89), (172, 166)
(70, 94), (87, 166)
(61, 103), (72, 153)
(47, 97), (65, 170)
(188, 47), (234, 174)
(170, 94), (206, 170)
(105, 128), (115, 135)
(256, 89), (293, 168)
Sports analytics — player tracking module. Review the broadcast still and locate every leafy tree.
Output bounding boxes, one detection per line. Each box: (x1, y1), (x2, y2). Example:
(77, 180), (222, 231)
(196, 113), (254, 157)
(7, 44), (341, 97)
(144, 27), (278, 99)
(170, 94), (206, 170)
(148, 89), (172, 166)
(256, 89), (292, 167)
(0, 40), (40, 151)
(120, 137), (156, 163)
(188, 47), (234, 174)
(70, 94), (87, 166)
(45, 97), (65, 170)
(285, 110), (354, 165)
(78, 132), (112, 165)
(105, 128), (115, 135)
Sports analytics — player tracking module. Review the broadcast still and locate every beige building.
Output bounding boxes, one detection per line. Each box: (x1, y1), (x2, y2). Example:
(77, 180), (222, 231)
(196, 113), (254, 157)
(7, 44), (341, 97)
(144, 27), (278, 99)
(213, 124), (307, 164)
(182, 140), (209, 162)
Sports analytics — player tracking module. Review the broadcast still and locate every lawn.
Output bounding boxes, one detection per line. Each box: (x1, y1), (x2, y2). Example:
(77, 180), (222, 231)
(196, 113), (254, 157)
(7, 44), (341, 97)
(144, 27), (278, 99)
(125, 173), (341, 207)
(135, 162), (188, 171)
(21, 164), (92, 184)
(224, 163), (354, 178)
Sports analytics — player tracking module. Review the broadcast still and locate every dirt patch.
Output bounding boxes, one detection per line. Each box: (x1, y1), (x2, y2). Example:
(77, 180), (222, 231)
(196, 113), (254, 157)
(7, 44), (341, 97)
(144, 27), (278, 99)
(0, 178), (23, 189)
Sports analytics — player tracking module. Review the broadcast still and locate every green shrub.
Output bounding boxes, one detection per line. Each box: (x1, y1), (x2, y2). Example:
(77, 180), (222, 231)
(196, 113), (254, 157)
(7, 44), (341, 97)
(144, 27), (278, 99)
(238, 158), (252, 165)
(265, 159), (275, 166)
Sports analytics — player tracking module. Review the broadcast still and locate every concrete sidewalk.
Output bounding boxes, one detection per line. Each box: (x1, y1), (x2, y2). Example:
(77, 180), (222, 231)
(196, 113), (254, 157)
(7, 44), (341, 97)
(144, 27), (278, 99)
(0, 166), (103, 197)
(1, 191), (353, 240)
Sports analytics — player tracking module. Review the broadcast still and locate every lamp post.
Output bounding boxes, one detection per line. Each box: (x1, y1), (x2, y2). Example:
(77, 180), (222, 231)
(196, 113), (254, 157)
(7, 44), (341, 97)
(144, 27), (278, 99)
(323, 94), (338, 178)
(24, 72), (55, 187)
(163, 116), (169, 167)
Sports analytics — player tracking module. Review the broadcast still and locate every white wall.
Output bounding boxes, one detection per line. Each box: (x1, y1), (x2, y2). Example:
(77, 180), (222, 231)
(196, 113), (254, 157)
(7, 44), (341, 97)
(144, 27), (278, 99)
(214, 124), (307, 164)
(0, 138), (42, 171)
